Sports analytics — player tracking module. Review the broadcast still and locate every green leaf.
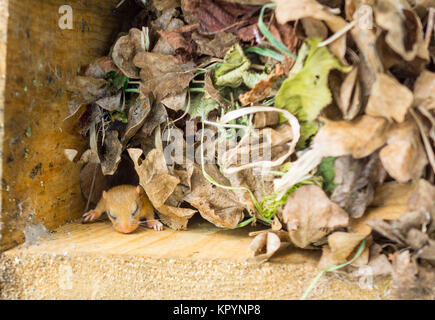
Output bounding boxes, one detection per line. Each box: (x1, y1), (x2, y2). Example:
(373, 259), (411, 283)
(275, 38), (352, 122)
(242, 72), (269, 89)
(297, 121), (319, 149)
(187, 94), (220, 119)
(315, 157), (337, 195)
(214, 44), (251, 88)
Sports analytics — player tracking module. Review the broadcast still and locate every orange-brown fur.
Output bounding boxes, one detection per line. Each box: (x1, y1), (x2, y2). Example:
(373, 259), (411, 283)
(82, 185), (163, 234)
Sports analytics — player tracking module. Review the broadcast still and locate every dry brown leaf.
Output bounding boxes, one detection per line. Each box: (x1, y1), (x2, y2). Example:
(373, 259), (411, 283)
(184, 164), (245, 229)
(112, 28), (147, 78)
(204, 71), (228, 108)
(133, 52), (195, 101)
(328, 231), (366, 262)
(390, 250), (435, 299)
(349, 181), (419, 236)
(67, 77), (108, 118)
(85, 56), (119, 79)
(153, 18), (186, 56)
(365, 74), (414, 123)
(128, 148), (196, 230)
(80, 161), (109, 206)
(331, 153), (386, 219)
(297, 17), (329, 40)
(407, 179), (435, 232)
(192, 0), (260, 36)
(282, 185), (349, 248)
(338, 67), (361, 120)
(414, 70), (435, 110)
(161, 90), (187, 111)
(99, 131), (122, 176)
(95, 92), (122, 112)
(371, 181), (418, 207)
(379, 120), (428, 182)
(374, 0), (428, 62)
(192, 32), (239, 59)
(314, 115), (391, 159)
(153, 0), (181, 11)
(157, 24), (199, 62)
(123, 96), (152, 144)
(247, 232), (281, 263)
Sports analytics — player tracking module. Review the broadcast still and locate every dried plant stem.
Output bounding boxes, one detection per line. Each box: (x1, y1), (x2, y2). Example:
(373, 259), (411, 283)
(410, 108), (435, 174)
(318, 20), (357, 47)
(425, 8), (435, 48)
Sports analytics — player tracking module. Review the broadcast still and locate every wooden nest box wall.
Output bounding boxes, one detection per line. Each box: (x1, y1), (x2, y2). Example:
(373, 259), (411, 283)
(1, 0), (122, 251)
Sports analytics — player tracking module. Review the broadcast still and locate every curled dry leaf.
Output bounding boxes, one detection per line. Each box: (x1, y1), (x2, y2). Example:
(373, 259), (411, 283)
(379, 120), (428, 183)
(331, 153), (386, 219)
(85, 56), (118, 79)
(247, 232), (281, 263)
(67, 77), (108, 118)
(112, 28), (147, 78)
(95, 92), (122, 112)
(79, 151), (109, 206)
(374, 0), (428, 62)
(338, 67), (361, 120)
(128, 148), (196, 230)
(365, 74), (414, 123)
(123, 96), (152, 144)
(134, 52), (195, 101)
(157, 24), (199, 62)
(314, 115), (391, 159)
(414, 70), (435, 110)
(204, 71), (228, 108)
(99, 130), (123, 176)
(153, 17), (185, 56)
(282, 185), (349, 248)
(184, 164), (245, 229)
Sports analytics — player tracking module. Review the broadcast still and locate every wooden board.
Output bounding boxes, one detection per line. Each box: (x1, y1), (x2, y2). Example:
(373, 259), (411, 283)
(0, 218), (389, 299)
(0, 0), (122, 251)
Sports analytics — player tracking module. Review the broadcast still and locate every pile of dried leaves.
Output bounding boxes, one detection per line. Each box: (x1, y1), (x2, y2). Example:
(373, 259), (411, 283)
(67, 0), (435, 299)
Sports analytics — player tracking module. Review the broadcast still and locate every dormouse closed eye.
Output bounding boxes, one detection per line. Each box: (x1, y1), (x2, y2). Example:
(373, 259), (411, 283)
(131, 204), (139, 217)
(107, 212), (117, 220)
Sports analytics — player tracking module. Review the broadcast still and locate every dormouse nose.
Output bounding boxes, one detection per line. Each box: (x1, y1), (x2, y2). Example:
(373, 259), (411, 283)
(115, 222), (137, 234)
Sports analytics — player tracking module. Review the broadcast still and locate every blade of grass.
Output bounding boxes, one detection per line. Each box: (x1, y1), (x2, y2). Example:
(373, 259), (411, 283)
(245, 47), (284, 61)
(258, 4), (297, 60)
(300, 239), (367, 300)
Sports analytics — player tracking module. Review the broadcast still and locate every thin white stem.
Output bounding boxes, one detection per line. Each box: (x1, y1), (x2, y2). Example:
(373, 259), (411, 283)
(318, 20), (357, 47)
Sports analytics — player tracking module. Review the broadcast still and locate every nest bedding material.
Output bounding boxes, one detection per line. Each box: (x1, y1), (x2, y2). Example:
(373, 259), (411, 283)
(67, 0), (435, 299)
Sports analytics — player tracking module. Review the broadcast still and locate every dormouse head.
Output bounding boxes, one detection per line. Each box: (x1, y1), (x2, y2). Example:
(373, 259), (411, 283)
(103, 185), (143, 234)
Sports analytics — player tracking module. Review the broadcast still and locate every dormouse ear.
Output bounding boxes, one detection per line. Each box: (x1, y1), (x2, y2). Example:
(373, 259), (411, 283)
(136, 186), (143, 195)
(102, 191), (107, 200)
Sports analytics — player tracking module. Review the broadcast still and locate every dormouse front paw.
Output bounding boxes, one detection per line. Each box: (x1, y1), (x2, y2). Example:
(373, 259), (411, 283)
(144, 220), (164, 231)
(81, 210), (100, 223)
